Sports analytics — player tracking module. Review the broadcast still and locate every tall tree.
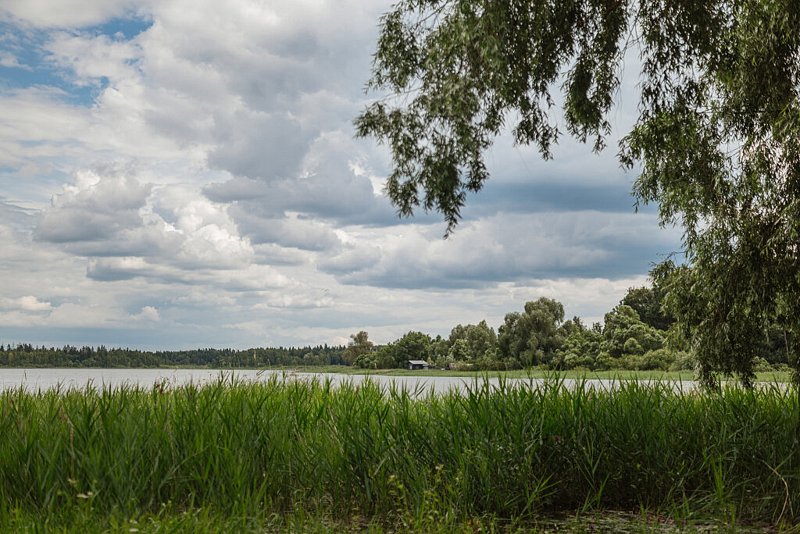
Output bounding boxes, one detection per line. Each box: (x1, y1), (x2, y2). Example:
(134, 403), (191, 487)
(343, 331), (374, 366)
(621, 285), (673, 332)
(391, 331), (433, 367)
(601, 304), (664, 358)
(448, 320), (498, 362)
(498, 298), (565, 367)
(357, 1), (800, 385)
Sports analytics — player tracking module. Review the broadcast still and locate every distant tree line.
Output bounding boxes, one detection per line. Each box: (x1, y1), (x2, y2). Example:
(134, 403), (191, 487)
(0, 344), (346, 368)
(349, 280), (791, 373)
(3, 278), (790, 372)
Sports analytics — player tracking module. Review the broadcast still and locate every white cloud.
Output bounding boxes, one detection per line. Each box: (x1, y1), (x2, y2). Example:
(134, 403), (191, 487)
(0, 0), (683, 349)
(35, 171), (258, 269)
(137, 305), (160, 321)
(45, 31), (142, 87)
(36, 169), (152, 242)
(0, 295), (52, 312)
(1, 0), (147, 28)
(0, 50), (27, 69)
(231, 210), (342, 251)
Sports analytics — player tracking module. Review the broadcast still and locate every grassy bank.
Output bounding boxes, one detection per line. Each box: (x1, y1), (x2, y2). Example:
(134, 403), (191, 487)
(1, 376), (798, 530)
(264, 365), (792, 383)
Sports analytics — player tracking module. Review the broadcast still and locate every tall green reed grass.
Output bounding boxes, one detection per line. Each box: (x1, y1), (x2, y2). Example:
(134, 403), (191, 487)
(0, 375), (798, 526)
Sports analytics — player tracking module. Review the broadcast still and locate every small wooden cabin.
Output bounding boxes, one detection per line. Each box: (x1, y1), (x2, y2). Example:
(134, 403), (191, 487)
(407, 359), (429, 370)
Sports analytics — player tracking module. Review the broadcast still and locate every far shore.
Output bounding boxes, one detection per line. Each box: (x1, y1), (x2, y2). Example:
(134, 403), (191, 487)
(7, 364), (789, 383)
(0, 365), (792, 383)
(269, 366), (793, 383)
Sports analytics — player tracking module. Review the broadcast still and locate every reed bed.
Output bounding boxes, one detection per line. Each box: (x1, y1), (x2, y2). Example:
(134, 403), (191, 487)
(0, 376), (798, 529)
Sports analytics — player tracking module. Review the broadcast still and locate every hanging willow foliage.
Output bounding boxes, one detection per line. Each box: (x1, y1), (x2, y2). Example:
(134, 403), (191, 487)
(356, 0), (800, 386)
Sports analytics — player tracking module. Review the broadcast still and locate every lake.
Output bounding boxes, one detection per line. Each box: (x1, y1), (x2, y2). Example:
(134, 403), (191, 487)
(0, 368), (700, 394)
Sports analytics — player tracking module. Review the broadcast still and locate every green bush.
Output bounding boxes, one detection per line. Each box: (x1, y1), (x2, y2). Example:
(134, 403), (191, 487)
(752, 356), (776, 373)
(669, 351), (698, 371)
(623, 349), (676, 371)
(562, 353), (596, 370)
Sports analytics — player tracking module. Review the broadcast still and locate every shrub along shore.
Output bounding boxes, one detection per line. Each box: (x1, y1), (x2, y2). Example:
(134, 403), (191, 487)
(1, 376), (798, 530)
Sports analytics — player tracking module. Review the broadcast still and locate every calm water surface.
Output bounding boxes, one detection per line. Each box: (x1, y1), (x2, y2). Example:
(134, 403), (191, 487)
(0, 368), (699, 394)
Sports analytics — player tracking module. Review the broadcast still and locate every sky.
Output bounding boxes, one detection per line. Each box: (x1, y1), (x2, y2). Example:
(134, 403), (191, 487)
(0, 0), (682, 350)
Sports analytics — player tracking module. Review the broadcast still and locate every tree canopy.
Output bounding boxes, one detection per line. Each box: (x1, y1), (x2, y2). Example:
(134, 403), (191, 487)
(498, 297), (566, 367)
(357, 1), (800, 385)
(621, 285), (673, 332)
(343, 331), (374, 365)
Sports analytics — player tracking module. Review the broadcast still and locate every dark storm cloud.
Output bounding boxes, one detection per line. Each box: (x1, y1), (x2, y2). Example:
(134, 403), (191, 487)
(320, 212), (682, 290)
(461, 179), (646, 220)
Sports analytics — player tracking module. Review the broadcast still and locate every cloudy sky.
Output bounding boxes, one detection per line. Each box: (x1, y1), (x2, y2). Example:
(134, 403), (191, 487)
(0, 0), (681, 350)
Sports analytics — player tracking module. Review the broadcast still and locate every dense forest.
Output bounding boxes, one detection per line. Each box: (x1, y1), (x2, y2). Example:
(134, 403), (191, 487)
(1, 283), (790, 371)
(0, 344), (347, 368)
